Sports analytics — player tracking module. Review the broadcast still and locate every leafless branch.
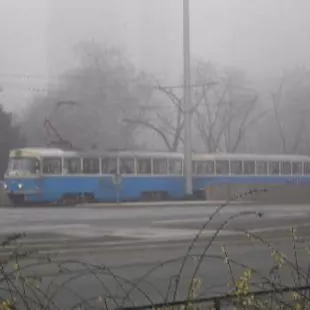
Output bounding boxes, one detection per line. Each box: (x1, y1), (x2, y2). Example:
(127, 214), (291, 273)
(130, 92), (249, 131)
(230, 96), (258, 152)
(195, 82), (231, 152)
(155, 81), (183, 112)
(290, 118), (306, 153)
(123, 81), (187, 152)
(194, 72), (264, 153)
(155, 113), (177, 133)
(123, 118), (174, 151)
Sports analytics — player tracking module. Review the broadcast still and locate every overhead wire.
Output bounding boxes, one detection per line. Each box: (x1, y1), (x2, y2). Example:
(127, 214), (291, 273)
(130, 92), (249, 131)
(0, 71), (222, 111)
(0, 75), (220, 111)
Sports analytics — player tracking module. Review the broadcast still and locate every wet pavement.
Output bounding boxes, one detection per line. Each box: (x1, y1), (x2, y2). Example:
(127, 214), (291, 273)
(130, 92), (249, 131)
(1, 203), (310, 308)
(0, 204), (309, 255)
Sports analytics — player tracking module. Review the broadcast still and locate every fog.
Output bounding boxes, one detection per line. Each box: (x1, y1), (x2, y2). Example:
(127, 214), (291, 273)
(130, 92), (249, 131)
(1, 0), (310, 111)
(46, 0), (310, 77)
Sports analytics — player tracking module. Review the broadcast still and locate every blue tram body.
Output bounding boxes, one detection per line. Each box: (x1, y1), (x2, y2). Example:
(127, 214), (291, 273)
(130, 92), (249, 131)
(3, 148), (310, 205)
(8, 175), (184, 203)
(4, 148), (185, 204)
(193, 175), (310, 191)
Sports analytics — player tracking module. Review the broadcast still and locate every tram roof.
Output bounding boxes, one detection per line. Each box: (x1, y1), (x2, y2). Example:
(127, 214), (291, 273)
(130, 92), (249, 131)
(9, 147), (79, 157)
(10, 148), (310, 162)
(192, 153), (310, 162)
(80, 150), (184, 159)
(10, 147), (184, 159)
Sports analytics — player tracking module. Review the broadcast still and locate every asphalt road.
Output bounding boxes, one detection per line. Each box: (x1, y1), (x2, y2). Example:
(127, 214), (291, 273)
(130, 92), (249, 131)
(1, 203), (310, 309)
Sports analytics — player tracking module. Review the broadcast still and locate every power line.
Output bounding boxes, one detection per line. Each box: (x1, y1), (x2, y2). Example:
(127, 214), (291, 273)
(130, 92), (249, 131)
(0, 72), (219, 91)
(0, 80), (219, 94)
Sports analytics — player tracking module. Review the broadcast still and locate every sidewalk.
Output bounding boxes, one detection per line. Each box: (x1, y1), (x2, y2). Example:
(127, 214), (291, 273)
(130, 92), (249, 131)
(76, 200), (256, 208)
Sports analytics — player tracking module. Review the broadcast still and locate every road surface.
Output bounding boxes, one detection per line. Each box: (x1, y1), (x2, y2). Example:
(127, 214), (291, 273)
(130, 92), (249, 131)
(0, 203), (310, 308)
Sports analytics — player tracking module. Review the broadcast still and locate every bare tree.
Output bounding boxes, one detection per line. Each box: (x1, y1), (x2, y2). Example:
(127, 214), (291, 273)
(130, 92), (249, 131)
(123, 82), (185, 152)
(124, 60), (263, 154)
(270, 67), (310, 154)
(193, 62), (267, 153)
(21, 40), (152, 151)
(123, 78), (213, 152)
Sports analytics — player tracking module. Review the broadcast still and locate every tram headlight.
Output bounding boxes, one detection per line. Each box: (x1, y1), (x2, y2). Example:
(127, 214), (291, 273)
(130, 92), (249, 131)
(17, 183), (23, 189)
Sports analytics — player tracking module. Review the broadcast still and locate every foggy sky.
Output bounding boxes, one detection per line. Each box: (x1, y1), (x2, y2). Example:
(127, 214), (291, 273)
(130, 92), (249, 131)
(1, 0), (310, 111)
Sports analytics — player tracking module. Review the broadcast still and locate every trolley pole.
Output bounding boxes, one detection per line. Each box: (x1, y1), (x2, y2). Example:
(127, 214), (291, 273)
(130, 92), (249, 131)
(183, 0), (193, 197)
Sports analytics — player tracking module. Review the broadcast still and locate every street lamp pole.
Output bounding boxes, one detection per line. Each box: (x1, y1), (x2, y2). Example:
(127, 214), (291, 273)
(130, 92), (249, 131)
(183, 0), (193, 197)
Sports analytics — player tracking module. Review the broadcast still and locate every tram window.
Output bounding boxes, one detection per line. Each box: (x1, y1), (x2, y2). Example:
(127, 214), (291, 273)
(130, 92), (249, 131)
(292, 162), (302, 175)
(281, 162), (291, 175)
(195, 161), (214, 175)
(256, 161), (267, 175)
(304, 163), (310, 175)
(216, 160), (229, 175)
(198, 162), (208, 175)
(194, 162), (205, 175)
(205, 161), (215, 175)
(64, 158), (81, 174)
(169, 159), (182, 175)
(269, 161), (280, 175)
(137, 158), (151, 174)
(119, 157), (135, 174)
(101, 157), (117, 174)
(153, 158), (168, 174)
(43, 157), (62, 175)
(193, 161), (201, 175)
(82, 158), (99, 174)
(244, 161), (255, 175)
(230, 161), (242, 175)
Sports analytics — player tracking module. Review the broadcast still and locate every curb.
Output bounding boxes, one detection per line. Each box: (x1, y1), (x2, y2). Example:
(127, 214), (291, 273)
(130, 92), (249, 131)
(75, 200), (257, 208)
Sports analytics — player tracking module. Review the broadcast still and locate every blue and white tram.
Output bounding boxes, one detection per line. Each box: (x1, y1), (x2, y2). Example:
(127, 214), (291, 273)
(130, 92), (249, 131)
(3, 148), (185, 205)
(192, 153), (310, 199)
(4, 147), (310, 205)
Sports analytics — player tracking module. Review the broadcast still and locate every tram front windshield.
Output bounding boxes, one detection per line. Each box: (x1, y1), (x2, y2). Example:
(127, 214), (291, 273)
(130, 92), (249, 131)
(6, 157), (40, 176)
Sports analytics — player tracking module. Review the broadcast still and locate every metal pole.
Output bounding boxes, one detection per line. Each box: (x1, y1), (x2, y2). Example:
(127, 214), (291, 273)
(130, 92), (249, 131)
(183, 0), (193, 197)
